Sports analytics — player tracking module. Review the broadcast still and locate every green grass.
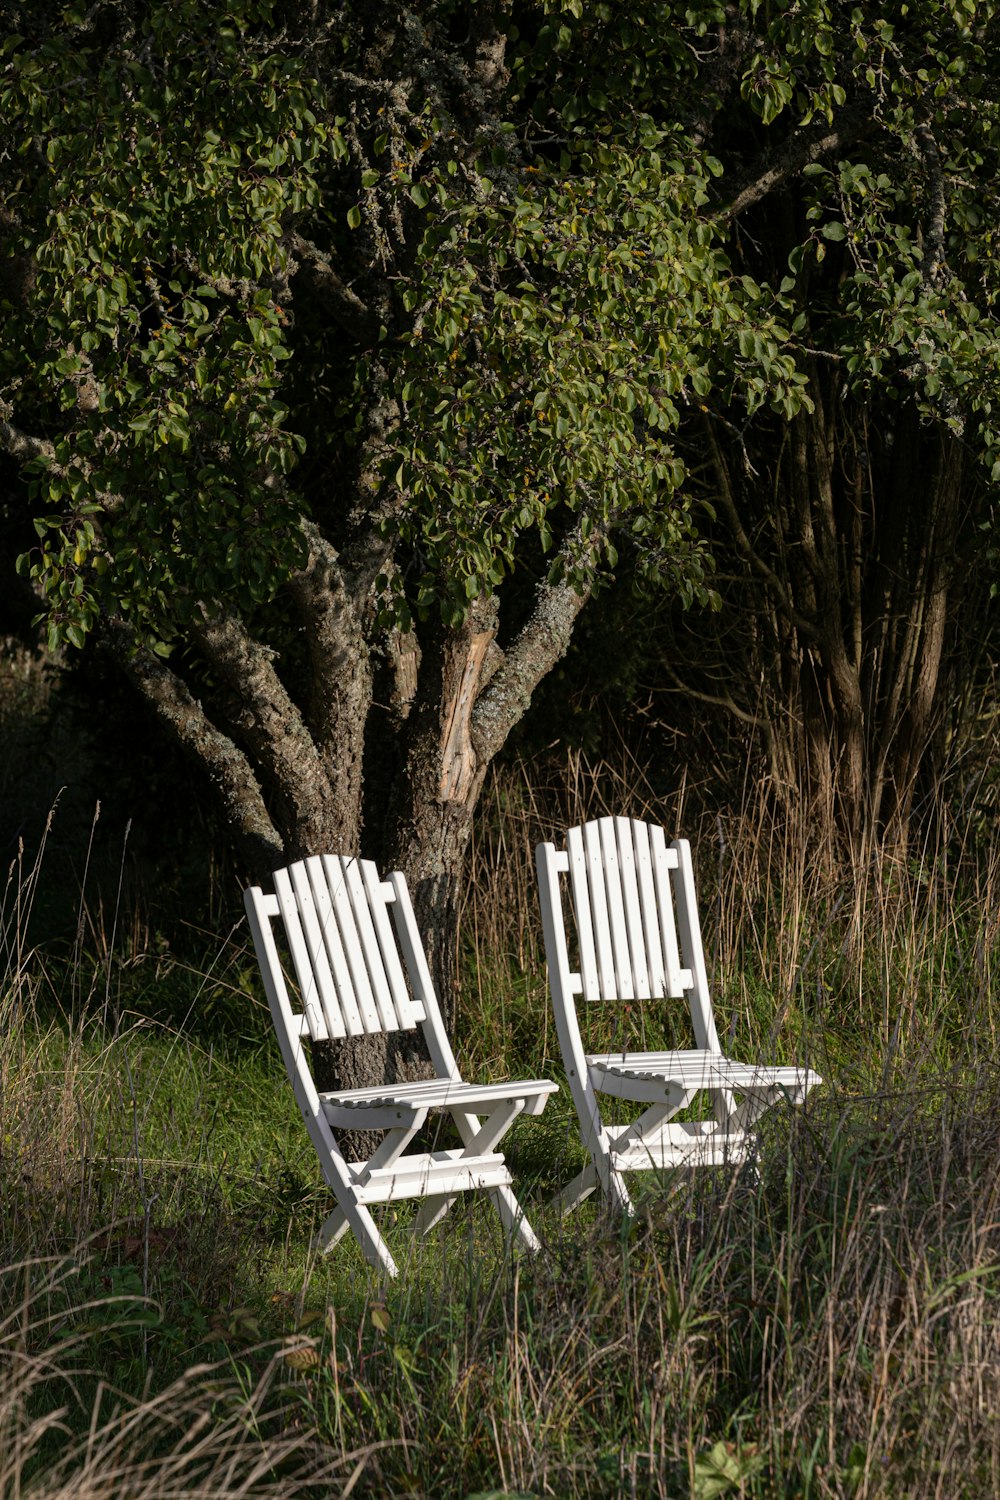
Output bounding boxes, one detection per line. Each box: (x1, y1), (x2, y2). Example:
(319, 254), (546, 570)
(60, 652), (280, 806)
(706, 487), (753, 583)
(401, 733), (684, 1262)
(3, 768), (1000, 1497)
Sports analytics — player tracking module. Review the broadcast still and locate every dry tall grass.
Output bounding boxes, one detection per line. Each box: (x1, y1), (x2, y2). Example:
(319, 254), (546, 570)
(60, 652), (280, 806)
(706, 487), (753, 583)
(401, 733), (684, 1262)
(3, 761), (1000, 1498)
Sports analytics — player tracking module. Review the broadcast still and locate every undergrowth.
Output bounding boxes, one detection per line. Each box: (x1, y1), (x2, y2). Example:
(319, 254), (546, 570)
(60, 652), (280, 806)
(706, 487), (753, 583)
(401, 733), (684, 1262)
(2, 761), (999, 1498)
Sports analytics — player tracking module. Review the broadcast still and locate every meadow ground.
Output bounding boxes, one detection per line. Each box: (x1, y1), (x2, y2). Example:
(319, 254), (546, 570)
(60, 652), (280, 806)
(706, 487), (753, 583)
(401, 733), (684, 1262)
(2, 763), (999, 1498)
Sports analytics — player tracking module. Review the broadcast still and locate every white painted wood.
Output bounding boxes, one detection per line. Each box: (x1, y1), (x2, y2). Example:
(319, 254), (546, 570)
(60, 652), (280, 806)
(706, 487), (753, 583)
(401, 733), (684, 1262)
(632, 819), (666, 997)
(323, 855), (384, 1034)
(672, 839), (722, 1053)
(567, 826), (599, 1001)
(245, 878), (399, 1275)
(273, 867), (331, 1042)
(286, 859), (345, 1041)
(359, 859), (421, 1029)
(536, 839), (633, 1215)
(599, 817), (635, 1001)
(616, 817), (650, 999)
(583, 820), (617, 999)
(341, 856), (402, 1032)
(650, 824), (686, 996)
(303, 855), (366, 1037)
(244, 854), (556, 1278)
(535, 816), (822, 1218)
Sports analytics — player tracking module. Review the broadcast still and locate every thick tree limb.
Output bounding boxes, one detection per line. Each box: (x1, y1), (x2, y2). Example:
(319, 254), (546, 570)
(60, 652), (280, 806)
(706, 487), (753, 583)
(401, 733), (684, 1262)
(0, 408), (55, 464)
(287, 520), (369, 746)
(472, 552), (592, 762)
(464, 4), (509, 105)
(107, 621), (285, 873)
(286, 522), (371, 841)
(914, 126), (947, 288)
(285, 231), (380, 344)
(718, 103), (871, 222)
(191, 606), (334, 853)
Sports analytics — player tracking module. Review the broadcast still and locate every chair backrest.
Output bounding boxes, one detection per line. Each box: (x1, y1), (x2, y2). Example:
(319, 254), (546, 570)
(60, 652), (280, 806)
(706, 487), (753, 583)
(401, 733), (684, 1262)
(246, 854), (431, 1045)
(537, 816), (721, 1053)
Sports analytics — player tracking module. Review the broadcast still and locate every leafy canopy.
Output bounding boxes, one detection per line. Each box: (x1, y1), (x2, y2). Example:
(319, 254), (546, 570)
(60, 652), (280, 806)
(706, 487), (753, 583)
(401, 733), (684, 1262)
(15, 0), (1000, 650)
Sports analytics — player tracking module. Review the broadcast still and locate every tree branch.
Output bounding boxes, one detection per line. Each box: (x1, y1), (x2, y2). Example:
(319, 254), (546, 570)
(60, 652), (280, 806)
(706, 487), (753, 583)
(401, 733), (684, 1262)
(106, 621), (285, 874)
(914, 125), (947, 289)
(190, 606), (334, 853)
(718, 103), (871, 222)
(472, 545), (593, 762)
(285, 230), (380, 344)
(658, 655), (762, 726)
(0, 408), (55, 464)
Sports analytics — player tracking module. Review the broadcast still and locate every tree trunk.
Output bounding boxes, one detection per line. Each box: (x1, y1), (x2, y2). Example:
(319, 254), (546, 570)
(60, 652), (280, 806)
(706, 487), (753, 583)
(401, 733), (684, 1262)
(693, 388), (970, 864)
(113, 533), (592, 1102)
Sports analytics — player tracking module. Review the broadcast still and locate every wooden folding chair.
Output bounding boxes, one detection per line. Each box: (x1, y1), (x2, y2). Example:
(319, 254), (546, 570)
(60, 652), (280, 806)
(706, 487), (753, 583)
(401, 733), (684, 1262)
(245, 854), (557, 1277)
(535, 816), (821, 1215)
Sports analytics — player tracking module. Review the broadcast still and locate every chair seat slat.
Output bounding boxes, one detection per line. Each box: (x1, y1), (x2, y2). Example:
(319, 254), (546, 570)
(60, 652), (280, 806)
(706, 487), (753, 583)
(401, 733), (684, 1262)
(322, 1078), (558, 1109)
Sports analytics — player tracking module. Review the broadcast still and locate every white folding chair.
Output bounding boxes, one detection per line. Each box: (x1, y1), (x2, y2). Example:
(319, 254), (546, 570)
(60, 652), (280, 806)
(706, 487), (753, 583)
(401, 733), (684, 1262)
(535, 816), (821, 1215)
(245, 854), (557, 1277)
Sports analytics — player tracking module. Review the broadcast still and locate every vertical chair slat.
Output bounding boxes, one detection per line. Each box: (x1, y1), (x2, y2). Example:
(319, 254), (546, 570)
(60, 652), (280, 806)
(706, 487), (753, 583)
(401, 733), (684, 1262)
(358, 860), (422, 1029)
(273, 867), (333, 1041)
(323, 855), (382, 1033)
(341, 856), (400, 1033)
(598, 817), (635, 1000)
(632, 819), (666, 998)
(615, 817), (650, 999)
(650, 825), (686, 996)
(567, 826), (600, 1001)
(583, 820), (617, 999)
(303, 855), (367, 1037)
(286, 860), (347, 1040)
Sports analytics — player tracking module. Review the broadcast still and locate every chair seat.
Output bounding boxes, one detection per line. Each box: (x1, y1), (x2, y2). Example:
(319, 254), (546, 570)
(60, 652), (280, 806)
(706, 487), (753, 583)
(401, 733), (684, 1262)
(320, 1077), (557, 1112)
(587, 1049), (811, 1100)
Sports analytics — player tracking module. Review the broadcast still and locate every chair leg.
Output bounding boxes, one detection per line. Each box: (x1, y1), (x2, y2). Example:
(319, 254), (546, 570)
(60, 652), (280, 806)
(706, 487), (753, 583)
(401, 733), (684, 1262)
(555, 1151), (634, 1217)
(554, 1160), (599, 1215)
(317, 1205), (351, 1250)
(491, 1183), (542, 1251)
(413, 1194), (453, 1236)
(413, 1099), (536, 1245)
(416, 1182), (541, 1252)
(315, 1198), (399, 1278)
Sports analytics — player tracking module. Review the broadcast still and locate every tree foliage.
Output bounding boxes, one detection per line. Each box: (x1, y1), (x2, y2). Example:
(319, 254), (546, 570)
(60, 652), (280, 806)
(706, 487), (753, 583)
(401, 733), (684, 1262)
(1, 0), (999, 1050)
